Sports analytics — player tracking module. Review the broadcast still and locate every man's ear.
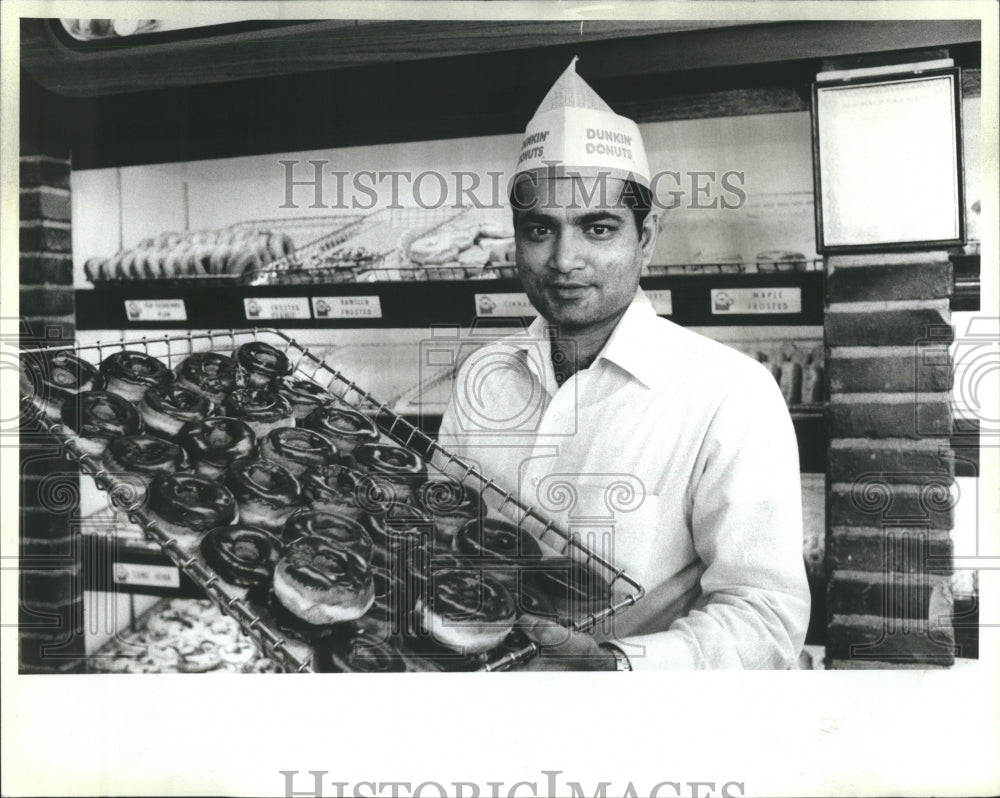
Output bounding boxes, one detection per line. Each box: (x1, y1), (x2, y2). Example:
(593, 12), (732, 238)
(639, 211), (659, 268)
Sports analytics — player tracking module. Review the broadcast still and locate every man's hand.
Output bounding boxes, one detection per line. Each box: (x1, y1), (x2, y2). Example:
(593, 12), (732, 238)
(511, 614), (619, 671)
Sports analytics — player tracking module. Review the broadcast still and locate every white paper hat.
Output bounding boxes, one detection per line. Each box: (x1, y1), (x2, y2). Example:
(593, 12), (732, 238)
(513, 57), (650, 189)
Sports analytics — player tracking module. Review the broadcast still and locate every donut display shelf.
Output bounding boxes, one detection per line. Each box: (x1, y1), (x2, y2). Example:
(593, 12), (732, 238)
(16, 328), (645, 672)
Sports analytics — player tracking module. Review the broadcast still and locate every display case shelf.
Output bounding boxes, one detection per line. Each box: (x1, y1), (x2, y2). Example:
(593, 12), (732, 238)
(75, 271), (825, 330)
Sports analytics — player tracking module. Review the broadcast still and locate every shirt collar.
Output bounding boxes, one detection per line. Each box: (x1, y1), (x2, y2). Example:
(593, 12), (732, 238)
(508, 290), (664, 390)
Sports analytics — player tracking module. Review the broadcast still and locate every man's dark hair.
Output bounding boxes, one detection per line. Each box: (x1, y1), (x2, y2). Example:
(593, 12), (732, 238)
(510, 179), (653, 235)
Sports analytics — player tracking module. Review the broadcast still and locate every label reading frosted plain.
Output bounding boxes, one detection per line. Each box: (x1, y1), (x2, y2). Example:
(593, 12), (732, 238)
(711, 287), (802, 315)
(113, 563), (181, 589)
(311, 296), (382, 319)
(645, 289), (673, 316)
(474, 293), (534, 317)
(243, 297), (311, 320)
(124, 299), (187, 322)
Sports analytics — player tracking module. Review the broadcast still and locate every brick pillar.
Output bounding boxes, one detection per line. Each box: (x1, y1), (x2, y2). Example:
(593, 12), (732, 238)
(824, 252), (957, 668)
(19, 150), (87, 673)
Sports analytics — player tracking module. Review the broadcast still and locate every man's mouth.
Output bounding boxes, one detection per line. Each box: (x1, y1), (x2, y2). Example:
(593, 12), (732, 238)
(546, 281), (591, 294)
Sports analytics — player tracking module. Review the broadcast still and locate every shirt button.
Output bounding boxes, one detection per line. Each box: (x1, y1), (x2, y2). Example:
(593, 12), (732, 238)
(531, 477), (539, 486)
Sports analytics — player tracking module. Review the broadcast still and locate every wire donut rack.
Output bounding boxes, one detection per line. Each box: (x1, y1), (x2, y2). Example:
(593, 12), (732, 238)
(19, 329), (645, 672)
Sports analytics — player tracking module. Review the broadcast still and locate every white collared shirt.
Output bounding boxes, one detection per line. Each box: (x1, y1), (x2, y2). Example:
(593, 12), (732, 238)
(438, 290), (810, 669)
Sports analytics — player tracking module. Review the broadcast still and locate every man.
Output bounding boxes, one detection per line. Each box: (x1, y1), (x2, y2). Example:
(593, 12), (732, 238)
(437, 60), (810, 670)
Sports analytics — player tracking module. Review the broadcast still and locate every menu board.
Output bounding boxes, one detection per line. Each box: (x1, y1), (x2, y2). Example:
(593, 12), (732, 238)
(813, 69), (964, 251)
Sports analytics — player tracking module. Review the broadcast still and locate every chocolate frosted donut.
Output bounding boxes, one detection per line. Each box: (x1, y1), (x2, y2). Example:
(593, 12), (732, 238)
(201, 525), (281, 588)
(315, 632), (410, 673)
(146, 473), (237, 551)
(414, 479), (487, 545)
(454, 518), (542, 565)
(21, 350), (99, 420)
(61, 390), (142, 456)
(99, 351), (173, 403)
(177, 417), (256, 479)
(417, 568), (515, 654)
(282, 509), (373, 559)
(352, 443), (427, 505)
(222, 388), (294, 438)
(273, 535), (375, 625)
(222, 458), (301, 532)
(174, 352), (238, 402)
(236, 341), (292, 388)
(139, 384), (214, 439)
(258, 427), (340, 477)
(364, 503), (435, 565)
(299, 464), (364, 520)
(103, 434), (188, 481)
(305, 406), (378, 458)
(272, 377), (335, 422)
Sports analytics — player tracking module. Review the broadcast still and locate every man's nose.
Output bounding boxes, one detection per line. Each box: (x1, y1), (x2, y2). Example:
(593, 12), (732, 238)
(550, 230), (584, 272)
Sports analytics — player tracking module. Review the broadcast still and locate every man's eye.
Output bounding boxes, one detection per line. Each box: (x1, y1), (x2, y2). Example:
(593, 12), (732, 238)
(525, 225), (551, 239)
(587, 224), (614, 238)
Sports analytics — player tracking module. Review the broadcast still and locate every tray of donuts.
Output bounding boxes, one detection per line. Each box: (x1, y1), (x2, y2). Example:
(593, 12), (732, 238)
(250, 207), (465, 285)
(18, 329), (645, 673)
(83, 215), (365, 288)
(398, 207), (518, 282)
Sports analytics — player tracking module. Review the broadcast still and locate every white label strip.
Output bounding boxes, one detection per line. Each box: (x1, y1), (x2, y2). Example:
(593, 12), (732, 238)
(124, 299), (187, 322)
(474, 292), (534, 317)
(710, 287), (802, 315)
(311, 295), (382, 319)
(113, 562), (181, 589)
(645, 289), (673, 316)
(243, 297), (311, 320)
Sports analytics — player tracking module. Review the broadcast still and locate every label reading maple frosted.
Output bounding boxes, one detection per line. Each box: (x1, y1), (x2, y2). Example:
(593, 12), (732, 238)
(475, 293), (535, 317)
(711, 287), (802, 315)
(645, 289), (673, 316)
(124, 299), (187, 322)
(113, 563), (181, 589)
(243, 297), (311, 320)
(311, 296), (382, 319)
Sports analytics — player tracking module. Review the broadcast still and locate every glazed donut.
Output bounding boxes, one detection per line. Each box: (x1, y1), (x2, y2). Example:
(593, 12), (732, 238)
(315, 632), (410, 673)
(299, 464), (364, 520)
(272, 377), (335, 423)
(174, 352), (238, 402)
(236, 341), (293, 388)
(352, 443), (427, 505)
(305, 406), (378, 458)
(409, 233), (458, 266)
(200, 524), (281, 588)
(528, 556), (611, 617)
(60, 390), (142, 456)
(476, 222), (515, 240)
(447, 226), (477, 252)
(273, 535), (375, 625)
(222, 458), (301, 532)
(416, 568), (515, 654)
(222, 388), (295, 438)
(454, 518), (542, 566)
(414, 479), (487, 545)
(21, 350), (100, 421)
(177, 417), (256, 479)
(139, 384), (214, 439)
(99, 351), (173, 403)
(146, 473), (238, 551)
(103, 434), (189, 482)
(258, 427), (340, 477)
(282, 509), (373, 559)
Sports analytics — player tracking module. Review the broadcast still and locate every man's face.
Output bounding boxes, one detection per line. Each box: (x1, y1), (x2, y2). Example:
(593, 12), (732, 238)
(514, 177), (658, 333)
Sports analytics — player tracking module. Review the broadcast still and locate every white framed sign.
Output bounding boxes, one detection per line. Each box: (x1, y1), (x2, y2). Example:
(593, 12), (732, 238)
(812, 68), (965, 252)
